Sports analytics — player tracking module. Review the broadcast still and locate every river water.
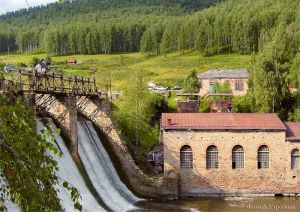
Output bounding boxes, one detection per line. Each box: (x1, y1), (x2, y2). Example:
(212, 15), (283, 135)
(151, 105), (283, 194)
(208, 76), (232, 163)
(137, 197), (300, 211)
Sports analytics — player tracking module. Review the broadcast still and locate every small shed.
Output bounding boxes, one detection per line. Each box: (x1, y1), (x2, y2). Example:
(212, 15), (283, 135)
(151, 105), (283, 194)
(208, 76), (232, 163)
(68, 58), (77, 64)
(146, 144), (163, 174)
(210, 99), (233, 113)
(177, 100), (199, 113)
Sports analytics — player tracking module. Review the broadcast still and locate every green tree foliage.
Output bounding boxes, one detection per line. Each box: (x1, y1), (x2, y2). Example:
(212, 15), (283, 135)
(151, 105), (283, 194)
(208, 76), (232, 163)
(0, 96), (81, 211)
(289, 108), (300, 122)
(213, 81), (232, 94)
(0, 0), (223, 55)
(199, 97), (210, 112)
(112, 72), (167, 151)
(249, 22), (300, 113)
(288, 54), (300, 88)
(0, 0), (299, 57)
(0, 62), (4, 72)
(141, 25), (163, 55)
(184, 70), (200, 94)
(31, 57), (40, 67)
(232, 95), (252, 113)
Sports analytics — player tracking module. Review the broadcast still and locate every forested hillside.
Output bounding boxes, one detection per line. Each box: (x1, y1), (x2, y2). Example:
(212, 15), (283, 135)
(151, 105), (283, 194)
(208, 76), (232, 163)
(0, 0), (299, 111)
(0, 0), (223, 54)
(0, 0), (299, 57)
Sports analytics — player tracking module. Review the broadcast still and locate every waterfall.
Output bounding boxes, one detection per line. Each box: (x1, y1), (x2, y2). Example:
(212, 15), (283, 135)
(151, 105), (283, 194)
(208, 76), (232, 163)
(0, 178), (19, 211)
(37, 119), (105, 212)
(77, 120), (142, 212)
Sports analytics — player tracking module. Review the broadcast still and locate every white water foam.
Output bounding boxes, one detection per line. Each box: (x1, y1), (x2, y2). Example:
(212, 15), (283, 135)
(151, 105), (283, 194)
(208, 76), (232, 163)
(37, 119), (104, 212)
(77, 120), (142, 212)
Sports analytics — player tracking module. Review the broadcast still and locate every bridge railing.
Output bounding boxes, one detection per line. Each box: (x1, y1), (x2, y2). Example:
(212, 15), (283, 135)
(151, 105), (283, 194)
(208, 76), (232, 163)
(14, 70), (99, 96)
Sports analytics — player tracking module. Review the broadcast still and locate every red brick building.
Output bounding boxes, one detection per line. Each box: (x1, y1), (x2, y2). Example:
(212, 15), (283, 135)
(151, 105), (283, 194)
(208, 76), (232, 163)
(161, 113), (300, 197)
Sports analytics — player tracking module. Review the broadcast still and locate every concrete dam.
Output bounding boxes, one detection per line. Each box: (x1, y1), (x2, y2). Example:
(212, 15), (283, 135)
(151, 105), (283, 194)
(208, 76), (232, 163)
(37, 118), (141, 211)
(1, 71), (178, 211)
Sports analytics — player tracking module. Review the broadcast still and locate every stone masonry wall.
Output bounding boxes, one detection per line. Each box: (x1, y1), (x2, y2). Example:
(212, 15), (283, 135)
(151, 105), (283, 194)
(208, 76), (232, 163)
(76, 96), (178, 199)
(37, 95), (178, 199)
(163, 130), (300, 197)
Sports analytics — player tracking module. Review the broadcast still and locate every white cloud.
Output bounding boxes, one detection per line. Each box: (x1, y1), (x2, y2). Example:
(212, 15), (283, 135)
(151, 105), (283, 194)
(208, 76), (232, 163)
(0, 0), (57, 15)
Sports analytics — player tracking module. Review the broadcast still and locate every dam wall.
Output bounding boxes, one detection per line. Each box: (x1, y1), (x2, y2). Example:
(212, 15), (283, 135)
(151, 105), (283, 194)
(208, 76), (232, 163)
(36, 94), (178, 199)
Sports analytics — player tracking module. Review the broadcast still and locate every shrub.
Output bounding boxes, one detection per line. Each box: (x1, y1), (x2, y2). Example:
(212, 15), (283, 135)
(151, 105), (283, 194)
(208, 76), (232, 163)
(289, 107), (300, 121)
(232, 95), (252, 113)
(199, 97), (210, 112)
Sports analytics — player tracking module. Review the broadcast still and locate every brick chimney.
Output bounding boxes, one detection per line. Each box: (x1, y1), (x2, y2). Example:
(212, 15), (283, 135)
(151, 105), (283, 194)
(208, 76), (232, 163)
(167, 118), (172, 125)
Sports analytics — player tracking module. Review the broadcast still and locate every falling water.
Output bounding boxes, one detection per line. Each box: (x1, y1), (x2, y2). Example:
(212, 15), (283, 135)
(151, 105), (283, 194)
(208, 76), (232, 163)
(0, 178), (19, 211)
(37, 119), (105, 212)
(77, 121), (142, 212)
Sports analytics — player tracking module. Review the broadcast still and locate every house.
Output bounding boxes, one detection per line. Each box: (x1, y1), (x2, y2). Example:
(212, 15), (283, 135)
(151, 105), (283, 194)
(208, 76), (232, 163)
(198, 69), (249, 96)
(34, 59), (50, 73)
(68, 58), (77, 65)
(161, 113), (300, 197)
(4, 65), (17, 73)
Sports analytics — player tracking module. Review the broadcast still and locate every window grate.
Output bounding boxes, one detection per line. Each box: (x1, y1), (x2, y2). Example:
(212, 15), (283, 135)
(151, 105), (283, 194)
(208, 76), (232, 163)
(232, 145), (244, 169)
(291, 149), (300, 170)
(258, 145), (269, 169)
(206, 146), (218, 169)
(180, 145), (193, 169)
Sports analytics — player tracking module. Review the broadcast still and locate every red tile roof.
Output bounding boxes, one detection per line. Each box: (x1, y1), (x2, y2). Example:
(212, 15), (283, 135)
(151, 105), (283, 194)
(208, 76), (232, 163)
(161, 113), (286, 130)
(285, 122), (300, 141)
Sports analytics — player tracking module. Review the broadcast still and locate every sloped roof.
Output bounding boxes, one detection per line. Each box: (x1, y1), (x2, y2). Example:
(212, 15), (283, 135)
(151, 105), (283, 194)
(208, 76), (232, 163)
(68, 58), (77, 62)
(285, 122), (300, 141)
(198, 69), (249, 79)
(161, 113), (286, 131)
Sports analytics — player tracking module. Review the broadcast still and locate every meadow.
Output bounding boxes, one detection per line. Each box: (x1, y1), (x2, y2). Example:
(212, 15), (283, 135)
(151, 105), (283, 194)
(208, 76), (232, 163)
(0, 51), (251, 152)
(0, 51), (251, 92)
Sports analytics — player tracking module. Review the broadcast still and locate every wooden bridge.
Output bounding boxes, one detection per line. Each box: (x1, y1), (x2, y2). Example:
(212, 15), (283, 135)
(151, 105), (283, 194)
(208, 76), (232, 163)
(0, 70), (100, 97)
(0, 70), (107, 159)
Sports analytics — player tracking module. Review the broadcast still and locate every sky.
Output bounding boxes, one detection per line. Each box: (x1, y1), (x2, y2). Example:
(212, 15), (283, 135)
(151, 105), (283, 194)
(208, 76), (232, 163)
(0, 0), (56, 15)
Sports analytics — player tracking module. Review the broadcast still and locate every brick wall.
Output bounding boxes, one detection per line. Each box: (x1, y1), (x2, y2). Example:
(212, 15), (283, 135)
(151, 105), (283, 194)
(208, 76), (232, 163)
(163, 130), (300, 197)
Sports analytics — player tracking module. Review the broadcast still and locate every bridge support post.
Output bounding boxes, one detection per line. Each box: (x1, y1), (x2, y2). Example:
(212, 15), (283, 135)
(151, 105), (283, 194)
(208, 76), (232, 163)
(28, 94), (36, 111)
(65, 95), (78, 160)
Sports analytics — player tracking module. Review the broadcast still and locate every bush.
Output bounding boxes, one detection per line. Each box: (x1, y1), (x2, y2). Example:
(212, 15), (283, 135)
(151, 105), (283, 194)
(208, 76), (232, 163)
(31, 57), (40, 67)
(289, 107), (300, 121)
(0, 62), (5, 71)
(199, 97), (210, 112)
(17, 62), (27, 67)
(232, 95), (252, 113)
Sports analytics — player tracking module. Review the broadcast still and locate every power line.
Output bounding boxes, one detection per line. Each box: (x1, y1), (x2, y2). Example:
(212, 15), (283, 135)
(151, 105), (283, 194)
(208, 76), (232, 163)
(25, 0), (30, 8)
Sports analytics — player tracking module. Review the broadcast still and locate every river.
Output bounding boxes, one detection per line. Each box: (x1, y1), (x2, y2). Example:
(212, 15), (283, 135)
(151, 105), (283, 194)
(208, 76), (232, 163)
(137, 197), (300, 211)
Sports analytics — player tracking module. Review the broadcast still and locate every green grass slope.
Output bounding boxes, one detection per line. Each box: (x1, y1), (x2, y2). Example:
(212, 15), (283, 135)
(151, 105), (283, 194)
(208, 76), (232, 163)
(0, 51), (251, 91)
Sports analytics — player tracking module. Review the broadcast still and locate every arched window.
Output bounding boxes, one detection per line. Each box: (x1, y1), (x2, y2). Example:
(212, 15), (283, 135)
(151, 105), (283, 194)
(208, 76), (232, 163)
(258, 145), (269, 169)
(232, 145), (244, 169)
(291, 149), (300, 170)
(180, 145), (193, 169)
(206, 145), (218, 169)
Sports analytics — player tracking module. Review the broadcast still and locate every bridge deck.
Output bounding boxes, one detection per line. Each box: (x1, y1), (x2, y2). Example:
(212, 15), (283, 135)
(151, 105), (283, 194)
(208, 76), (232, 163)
(1, 70), (100, 97)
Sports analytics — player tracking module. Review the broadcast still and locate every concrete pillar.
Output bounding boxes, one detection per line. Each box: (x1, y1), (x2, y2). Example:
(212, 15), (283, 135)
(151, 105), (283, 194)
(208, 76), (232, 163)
(65, 95), (78, 159)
